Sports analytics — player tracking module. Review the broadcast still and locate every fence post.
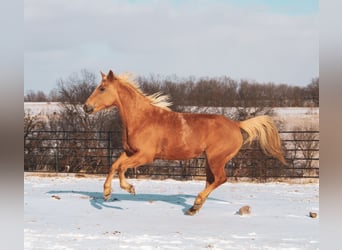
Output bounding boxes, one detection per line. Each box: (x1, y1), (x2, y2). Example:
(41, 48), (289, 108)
(107, 131), (112, 168)
(54, 142), (59, 173)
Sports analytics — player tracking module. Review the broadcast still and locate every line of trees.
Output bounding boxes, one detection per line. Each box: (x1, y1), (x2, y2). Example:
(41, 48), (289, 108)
(24, 70), (319, 108)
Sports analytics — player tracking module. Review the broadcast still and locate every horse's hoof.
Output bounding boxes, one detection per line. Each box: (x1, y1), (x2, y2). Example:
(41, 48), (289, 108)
(185, 207), (197, 216)
(103, 192), (112, 201)
(129, 185), (136, 195)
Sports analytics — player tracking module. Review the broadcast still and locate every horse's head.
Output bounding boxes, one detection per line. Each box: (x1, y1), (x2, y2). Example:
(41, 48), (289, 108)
(83, 70), (120, 114)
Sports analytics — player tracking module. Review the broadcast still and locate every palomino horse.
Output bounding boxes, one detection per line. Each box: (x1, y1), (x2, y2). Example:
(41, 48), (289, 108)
(84, 70), (286, 215)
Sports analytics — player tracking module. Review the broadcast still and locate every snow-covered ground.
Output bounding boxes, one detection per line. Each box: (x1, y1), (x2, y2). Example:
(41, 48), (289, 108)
(24, 174), (319, 250)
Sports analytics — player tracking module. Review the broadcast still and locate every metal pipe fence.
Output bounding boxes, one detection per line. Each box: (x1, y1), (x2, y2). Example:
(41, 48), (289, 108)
(24, 130), (319, 181)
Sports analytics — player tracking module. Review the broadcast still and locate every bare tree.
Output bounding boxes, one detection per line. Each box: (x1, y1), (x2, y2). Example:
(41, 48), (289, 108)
(24, 111), (46, 138)
(304, 77), (319, 106)
(56, 69), (97, 104)
(24, 111), (52, 171)
(291, 126), (319, 169)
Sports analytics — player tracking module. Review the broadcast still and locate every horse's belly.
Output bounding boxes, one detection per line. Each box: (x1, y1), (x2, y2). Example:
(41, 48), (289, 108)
(156, 142), (204, 160)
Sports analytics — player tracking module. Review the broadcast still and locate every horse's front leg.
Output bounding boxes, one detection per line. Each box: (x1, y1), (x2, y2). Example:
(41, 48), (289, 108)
(117, 152), (154, 195)
(103, 152), (128, 200)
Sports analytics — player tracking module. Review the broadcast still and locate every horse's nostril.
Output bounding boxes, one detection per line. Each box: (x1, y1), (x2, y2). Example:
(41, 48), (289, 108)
(83, 104), (94, 114)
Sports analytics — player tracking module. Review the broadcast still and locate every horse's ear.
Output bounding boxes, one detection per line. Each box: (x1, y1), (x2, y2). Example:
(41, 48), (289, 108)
(107, 70), (116, 82)
(100, 71), (106, 79)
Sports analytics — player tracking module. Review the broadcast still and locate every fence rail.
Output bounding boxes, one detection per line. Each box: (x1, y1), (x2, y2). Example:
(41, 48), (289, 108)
(24, 130), (319, 181)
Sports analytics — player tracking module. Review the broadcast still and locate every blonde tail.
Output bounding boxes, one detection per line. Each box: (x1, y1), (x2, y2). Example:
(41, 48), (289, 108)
(239, 115), (286, 165)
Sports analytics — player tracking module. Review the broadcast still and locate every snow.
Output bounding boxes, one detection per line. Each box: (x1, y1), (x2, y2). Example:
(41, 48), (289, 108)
(24, 102), (62, 116)
(24, 174), (319, 249)
(24, 102), (318, 118)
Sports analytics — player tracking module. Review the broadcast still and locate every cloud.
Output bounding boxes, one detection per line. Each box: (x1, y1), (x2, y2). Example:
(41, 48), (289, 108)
(24, 0), (318, 92)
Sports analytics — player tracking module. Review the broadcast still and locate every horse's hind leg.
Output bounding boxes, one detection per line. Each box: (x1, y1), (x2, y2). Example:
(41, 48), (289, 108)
(186, 163), (226, 215)
(205, 158), (214, 188)
(186, 149), (239, 215)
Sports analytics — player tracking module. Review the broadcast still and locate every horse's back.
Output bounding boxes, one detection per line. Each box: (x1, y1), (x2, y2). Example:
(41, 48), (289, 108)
(184, 112), (242, 142)
(153, 112), (242, 160)
(182, 112), (240, 136)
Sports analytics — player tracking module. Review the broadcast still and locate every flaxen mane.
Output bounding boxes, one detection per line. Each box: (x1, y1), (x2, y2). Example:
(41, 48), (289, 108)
(117, 73), (172, 111)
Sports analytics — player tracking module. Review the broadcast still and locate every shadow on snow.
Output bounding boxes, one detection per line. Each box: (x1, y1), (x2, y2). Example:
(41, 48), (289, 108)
(47, 190), (228, 214)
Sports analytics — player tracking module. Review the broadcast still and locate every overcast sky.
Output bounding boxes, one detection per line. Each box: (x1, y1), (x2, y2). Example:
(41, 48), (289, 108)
(24, 0), (318, 93)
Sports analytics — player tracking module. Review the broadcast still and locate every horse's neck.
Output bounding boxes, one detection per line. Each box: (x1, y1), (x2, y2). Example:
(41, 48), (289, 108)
(116, 85), (153, 130)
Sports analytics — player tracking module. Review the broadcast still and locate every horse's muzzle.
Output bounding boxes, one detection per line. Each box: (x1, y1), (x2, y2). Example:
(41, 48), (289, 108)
(83, 104), (94, 114)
